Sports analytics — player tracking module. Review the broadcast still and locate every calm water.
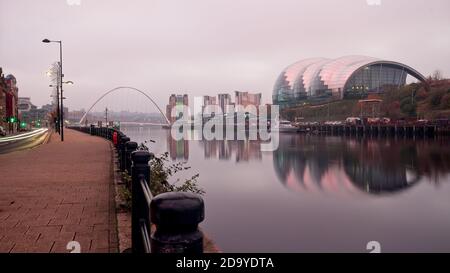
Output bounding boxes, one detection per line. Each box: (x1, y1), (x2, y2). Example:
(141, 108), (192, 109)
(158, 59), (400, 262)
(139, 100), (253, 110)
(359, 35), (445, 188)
(122, 125), (450, 253)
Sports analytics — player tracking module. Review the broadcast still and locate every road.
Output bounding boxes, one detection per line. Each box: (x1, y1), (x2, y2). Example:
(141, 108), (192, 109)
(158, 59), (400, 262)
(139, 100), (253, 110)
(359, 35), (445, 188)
(0, 129), (49, 155)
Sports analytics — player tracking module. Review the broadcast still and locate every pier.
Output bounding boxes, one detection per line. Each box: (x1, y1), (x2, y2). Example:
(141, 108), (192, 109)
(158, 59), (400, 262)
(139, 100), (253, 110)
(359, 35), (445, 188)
(296, 124), (449, 137)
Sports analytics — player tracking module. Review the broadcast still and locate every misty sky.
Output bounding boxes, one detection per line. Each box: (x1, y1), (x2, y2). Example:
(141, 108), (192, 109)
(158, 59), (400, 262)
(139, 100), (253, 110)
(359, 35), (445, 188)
(1, 0), (449, 113)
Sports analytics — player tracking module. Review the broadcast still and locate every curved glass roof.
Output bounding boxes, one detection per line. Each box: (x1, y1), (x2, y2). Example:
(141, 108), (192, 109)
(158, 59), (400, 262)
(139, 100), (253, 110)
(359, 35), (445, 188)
(273, 55), (426, 103)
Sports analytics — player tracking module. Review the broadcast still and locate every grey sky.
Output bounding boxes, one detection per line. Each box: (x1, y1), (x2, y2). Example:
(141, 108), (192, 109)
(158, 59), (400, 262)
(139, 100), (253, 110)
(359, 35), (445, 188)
(1, 0), (449, 112)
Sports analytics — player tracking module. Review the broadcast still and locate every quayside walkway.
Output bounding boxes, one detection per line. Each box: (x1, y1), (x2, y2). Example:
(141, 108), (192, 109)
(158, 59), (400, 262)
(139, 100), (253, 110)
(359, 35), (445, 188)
(0, 129), (117, 253)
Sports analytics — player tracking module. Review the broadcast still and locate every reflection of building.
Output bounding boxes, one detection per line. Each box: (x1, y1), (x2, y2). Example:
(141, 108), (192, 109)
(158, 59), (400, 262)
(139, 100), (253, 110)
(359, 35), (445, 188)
(235, 91), (261, 107)
(218, 141), (231, 160)
(202, 140), (218, 159)
(200, 139), (262, 162)
(273, 55), (427, 109)
(166, 94), (188, 124)
(167, 130), (189, 160)
(272, 134), (421, 195)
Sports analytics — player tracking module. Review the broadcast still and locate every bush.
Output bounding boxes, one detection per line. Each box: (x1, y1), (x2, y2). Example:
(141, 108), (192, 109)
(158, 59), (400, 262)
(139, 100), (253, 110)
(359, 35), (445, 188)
(430, 92), (443, 107)
(440, 94), (450, 109)
(137, 142), (204, 196)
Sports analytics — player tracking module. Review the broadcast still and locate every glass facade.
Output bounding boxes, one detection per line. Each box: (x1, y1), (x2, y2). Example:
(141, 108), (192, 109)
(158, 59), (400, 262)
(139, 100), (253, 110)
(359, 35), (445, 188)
(273, 55), (426, 108)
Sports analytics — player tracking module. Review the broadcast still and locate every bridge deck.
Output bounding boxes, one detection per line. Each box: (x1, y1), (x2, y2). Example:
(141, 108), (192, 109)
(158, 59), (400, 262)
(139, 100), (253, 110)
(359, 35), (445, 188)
(0, 129), (117, 253)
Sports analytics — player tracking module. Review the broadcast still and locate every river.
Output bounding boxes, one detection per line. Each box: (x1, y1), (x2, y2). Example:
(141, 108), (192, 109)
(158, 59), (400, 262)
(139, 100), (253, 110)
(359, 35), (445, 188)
(122, 125), (450, 252)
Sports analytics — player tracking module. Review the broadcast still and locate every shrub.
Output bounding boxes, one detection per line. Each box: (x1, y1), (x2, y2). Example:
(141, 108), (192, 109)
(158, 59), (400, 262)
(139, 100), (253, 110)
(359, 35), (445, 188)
(137, 142), (204, 196)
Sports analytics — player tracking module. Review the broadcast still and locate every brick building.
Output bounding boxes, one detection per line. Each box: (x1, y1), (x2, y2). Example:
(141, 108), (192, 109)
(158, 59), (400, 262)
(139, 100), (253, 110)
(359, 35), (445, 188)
(0, 68), (19, 134)
(0, 68), (7, 130)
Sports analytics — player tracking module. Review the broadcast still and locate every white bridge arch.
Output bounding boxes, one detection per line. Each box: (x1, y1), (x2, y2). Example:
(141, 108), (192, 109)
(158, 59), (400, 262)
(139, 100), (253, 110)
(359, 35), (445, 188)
(79, 86), (170, 125)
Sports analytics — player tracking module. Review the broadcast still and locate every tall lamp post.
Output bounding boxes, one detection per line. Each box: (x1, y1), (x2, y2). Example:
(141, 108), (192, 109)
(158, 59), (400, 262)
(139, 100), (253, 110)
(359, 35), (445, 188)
(43, 38), (65, 141)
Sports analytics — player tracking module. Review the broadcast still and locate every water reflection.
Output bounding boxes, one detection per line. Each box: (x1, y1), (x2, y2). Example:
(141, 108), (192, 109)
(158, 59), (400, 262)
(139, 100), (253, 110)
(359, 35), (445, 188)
(273, 135), (450, 195)
(165, 130), (262, 162)
(124, 126), (450, 252)
(166, 130), (189, 160)
(129, 126), (450, 196)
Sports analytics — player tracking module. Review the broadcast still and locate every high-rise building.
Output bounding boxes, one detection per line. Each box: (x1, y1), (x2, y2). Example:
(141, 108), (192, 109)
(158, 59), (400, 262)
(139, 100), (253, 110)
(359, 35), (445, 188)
(202, 95), (218, 116)
(235, 91), (262, 108)
(203, 95), (216, 107)
(218, 93), (232, 113)
(166, 94), (188, 124)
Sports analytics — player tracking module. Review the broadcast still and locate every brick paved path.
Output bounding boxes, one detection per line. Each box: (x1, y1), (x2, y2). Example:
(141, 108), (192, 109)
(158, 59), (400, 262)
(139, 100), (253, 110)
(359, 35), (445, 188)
(0, 129), (117, 253)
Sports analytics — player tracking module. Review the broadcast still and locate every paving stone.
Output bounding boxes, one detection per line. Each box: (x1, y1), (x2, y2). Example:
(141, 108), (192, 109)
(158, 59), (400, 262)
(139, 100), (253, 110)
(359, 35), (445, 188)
(0, 130), (116, 253)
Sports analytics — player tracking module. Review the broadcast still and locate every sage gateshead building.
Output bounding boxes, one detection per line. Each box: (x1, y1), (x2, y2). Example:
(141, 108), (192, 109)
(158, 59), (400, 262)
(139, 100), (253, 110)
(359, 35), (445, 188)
(273, 55), (427, 108)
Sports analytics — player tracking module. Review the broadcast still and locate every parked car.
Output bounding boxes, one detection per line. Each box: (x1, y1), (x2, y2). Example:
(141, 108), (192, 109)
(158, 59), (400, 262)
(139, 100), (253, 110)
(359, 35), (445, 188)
(0, 126), (6, 136)
(324, 121), (344, 125)
(416, 119), (429, 125)
(367, 117), (380, 124)
(345, 117), (362, 125)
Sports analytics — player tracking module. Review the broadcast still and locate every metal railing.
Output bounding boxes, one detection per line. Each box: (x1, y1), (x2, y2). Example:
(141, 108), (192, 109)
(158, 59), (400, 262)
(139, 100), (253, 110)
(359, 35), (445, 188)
(69, 125), (205, 253)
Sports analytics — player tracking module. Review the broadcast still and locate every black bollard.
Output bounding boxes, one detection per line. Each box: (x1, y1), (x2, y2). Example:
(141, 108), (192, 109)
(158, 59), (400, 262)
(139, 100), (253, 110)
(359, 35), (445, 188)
(150, 192), (205, 253)
(120, 137), (130, 172)
(131, 150), (153, 253)
(125, 141), (138, 175)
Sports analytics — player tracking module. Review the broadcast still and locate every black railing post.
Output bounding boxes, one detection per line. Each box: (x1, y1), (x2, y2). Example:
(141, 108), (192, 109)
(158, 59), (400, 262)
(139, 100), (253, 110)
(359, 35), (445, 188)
(131, 150), (153, 253)
(120, 137), (130, 172)
(150, 192), (205, 253)
(125, 141), (138, 175)
(116, 132), (123, 149)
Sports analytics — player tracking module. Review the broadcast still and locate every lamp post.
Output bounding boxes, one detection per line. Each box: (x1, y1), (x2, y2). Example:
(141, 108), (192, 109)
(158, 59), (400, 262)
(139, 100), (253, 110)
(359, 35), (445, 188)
(43, 38), (65, 141)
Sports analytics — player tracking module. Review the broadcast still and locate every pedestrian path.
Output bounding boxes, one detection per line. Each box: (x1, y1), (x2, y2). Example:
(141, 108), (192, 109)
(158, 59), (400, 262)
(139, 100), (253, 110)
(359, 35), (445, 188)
(0, 129), (117, 253)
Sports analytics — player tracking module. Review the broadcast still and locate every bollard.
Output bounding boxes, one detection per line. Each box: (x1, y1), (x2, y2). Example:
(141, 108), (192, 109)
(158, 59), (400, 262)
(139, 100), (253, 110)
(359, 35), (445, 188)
(125, 141), (138, 175)
(120, 137), (130, 172)
(150, 192), (205, 253)
(131, 150), (153, 253)
(116, 133), (123, 156)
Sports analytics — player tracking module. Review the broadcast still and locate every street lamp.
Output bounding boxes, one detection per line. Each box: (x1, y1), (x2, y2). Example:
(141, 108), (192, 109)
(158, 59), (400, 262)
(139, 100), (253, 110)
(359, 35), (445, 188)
(43, 38), (65, 141)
